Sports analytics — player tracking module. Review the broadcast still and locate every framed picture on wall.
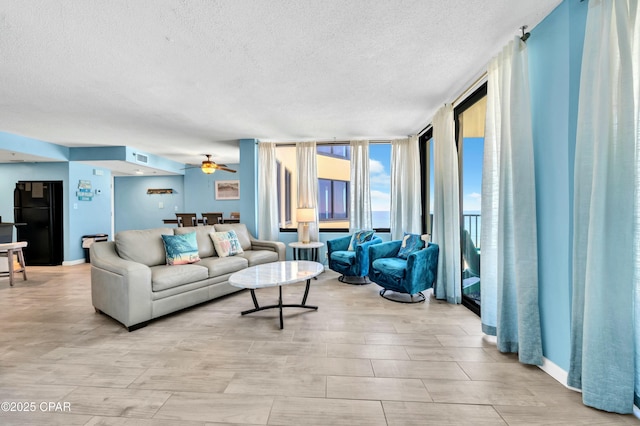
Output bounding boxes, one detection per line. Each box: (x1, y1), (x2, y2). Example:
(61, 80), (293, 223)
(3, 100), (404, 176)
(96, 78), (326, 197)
(215, 180), (240, 200)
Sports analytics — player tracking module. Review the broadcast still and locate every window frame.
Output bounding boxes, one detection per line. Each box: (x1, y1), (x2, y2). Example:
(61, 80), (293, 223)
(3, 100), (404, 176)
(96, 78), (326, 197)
(276, 141), (391, 233)
(318, 178), (350, 222)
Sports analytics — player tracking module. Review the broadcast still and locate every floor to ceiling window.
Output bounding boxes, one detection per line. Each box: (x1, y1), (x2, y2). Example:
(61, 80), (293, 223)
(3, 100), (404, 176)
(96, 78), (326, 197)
(455, 84), (487, 315)
(276, 142), (391, 231)
(419, 128), (434, 236)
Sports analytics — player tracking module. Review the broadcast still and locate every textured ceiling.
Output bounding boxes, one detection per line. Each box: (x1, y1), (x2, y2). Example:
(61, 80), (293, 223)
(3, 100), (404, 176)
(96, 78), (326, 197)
(0, 0), (561, 167)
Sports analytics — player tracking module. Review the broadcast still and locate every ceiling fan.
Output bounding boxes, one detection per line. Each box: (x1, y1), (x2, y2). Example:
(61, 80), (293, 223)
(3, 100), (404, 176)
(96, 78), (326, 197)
(196, 154), (236, 174)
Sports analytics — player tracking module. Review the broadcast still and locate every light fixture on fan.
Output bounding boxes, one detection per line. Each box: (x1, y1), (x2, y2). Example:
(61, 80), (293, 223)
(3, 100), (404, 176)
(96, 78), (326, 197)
(199, 155), (237, 174)
(201, 156), (216, 174)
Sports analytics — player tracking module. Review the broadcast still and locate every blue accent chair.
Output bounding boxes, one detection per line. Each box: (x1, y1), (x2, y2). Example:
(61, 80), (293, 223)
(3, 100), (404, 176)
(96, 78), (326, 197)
(327, 234), (383, 284)
(368, 240), (439, 302)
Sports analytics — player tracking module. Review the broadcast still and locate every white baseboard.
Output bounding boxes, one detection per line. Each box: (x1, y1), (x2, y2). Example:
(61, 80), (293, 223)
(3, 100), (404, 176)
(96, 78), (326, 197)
(62, 259), (86, 266)
(539, 357), (639, 419)
(539, 356), (570, 388)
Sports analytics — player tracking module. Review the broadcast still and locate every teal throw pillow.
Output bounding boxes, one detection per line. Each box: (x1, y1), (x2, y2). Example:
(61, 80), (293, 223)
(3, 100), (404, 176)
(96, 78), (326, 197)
(348, 230), (375, 251)
(161, 232), (200, 265)
(397, 232), (425, 259)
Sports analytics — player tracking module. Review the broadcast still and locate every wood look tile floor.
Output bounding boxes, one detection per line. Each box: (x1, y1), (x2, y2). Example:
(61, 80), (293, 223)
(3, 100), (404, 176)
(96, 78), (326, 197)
(0, 264), (637, 425)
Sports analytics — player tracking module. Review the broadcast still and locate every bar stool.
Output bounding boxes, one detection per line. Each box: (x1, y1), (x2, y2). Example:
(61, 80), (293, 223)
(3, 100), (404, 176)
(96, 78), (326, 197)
(0, 241), (28, 286)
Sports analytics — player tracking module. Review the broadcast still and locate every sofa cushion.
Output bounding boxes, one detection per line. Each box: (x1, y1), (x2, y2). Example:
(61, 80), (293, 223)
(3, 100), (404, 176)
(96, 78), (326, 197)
(197, 256), (248, 277)
(210, 230), (244, 258)
(372, 257), (407, 280)
(115, 227), (174, 266)
(397, 233), (425, 259)
(161, 232), (201, 265)
(238, 250), (279, 267)
(348, 230), (375, 251)
(213, 223), (252, 251)
(331, 250), (356, 266)
(175, 225), (216, 258)
(150, 264), (209, 292)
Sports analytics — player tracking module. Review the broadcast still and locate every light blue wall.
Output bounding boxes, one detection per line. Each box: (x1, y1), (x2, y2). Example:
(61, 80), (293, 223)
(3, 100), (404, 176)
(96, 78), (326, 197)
(67, 163), (112, 260)
(238, 139), (259, 236)
(528, 0), (588, 371)
(183, 167), (241, 218)
(0, 162), (113, 262)
(0, 132), (69, 160)
(114, 175), (185, 233)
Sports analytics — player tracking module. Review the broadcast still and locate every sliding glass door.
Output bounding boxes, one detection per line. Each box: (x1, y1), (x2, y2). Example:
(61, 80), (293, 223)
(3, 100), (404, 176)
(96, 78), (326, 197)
(455, 85), (486, 315)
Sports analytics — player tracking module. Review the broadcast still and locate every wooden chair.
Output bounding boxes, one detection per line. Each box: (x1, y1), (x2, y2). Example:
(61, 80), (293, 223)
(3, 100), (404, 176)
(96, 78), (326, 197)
(0, 241), (28, 286)
(175, 213), (197, 227)
(202, 212), (223, 225)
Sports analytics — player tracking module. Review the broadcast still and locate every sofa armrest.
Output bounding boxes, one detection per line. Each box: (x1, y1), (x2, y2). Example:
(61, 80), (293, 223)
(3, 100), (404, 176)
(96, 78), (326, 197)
(90, 241), (153, 329)
(327, 234), (352, 254)
(90, 241), (152, 276)
(250, 238), (286, 261)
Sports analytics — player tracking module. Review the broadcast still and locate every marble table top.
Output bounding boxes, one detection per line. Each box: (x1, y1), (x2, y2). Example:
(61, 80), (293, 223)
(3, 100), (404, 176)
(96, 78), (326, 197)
(229, 260), (324, 289)
(288, 241), (325, 249)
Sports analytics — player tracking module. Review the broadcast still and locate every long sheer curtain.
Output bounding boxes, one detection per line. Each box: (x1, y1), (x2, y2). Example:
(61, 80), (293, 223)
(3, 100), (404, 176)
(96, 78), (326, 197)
(481, 37), (542, 365)
(432, 105), (461, 303)
(257, 142), (279, 241)
(349, 140), (372, 232)
(390, 136), (421, 239)
(569, 0), (638, 413)
(296, 142), (319, 242)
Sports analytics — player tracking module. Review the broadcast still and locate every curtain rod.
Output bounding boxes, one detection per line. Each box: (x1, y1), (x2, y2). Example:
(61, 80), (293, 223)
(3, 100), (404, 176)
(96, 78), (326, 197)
(271, 140), (393, 147)
(452, 71), (488, 106)
(416, 71), (488, 137)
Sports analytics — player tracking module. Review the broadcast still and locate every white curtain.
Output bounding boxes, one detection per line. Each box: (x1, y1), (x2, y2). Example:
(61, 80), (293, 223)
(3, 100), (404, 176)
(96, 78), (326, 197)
(257, 142), (279, 241)
(481, 37), (542, 365)
(432, 105), (462, 303)
(296, 142), (319, 242)
(390, 136), (421, 240)
(349, 140), (372, 232)
(569, 0), (638, 413)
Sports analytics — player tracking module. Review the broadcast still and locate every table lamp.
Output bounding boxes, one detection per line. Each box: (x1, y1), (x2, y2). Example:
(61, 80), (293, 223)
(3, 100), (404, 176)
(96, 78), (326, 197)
(296, 208), (315, 243)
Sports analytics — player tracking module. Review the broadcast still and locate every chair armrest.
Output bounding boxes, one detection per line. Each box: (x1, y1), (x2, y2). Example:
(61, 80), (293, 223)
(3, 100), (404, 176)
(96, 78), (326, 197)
(250, 238), (286, 261)
(354, 236), (382, 276)
(405, 243), (439, 290)
(369, 240), (401, 261)
(327, 235), (352, 254)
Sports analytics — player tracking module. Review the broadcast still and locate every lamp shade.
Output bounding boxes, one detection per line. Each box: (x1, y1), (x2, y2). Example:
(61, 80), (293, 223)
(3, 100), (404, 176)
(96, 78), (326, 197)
(297, 208), (315, 223)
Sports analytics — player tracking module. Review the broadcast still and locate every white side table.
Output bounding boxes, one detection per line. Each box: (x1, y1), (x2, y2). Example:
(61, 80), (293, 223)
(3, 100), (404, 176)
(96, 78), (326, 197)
(289, 241), (325, 262)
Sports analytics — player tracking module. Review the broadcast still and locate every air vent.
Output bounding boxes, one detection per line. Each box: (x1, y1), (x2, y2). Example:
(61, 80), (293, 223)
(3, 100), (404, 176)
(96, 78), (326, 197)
(134, 153), (148, 164)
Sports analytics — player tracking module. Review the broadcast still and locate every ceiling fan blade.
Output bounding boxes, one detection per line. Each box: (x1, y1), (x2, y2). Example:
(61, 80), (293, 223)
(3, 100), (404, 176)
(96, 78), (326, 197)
(217, 166), (237, 173)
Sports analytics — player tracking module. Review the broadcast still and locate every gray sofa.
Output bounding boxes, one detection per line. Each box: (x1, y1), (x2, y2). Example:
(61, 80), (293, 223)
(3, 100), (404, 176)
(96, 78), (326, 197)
(90, 223), (285, 331)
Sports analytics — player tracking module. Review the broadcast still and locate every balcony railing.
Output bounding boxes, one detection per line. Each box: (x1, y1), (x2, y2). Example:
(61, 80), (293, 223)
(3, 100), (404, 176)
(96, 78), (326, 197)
(463, 214), (481, 249)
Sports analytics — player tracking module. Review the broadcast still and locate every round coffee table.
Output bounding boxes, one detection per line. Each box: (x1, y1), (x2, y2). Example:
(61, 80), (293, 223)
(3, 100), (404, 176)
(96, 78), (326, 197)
(228, 260), (324, 329)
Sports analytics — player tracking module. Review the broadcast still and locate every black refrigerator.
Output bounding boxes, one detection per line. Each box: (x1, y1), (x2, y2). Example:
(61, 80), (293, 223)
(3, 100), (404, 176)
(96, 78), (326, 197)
(14, 181), (64, 265)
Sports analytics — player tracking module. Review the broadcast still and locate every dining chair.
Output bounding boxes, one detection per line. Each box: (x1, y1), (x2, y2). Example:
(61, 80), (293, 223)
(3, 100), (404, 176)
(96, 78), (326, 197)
(175, 213), (197, 227)
(202, 212), (223, 225)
